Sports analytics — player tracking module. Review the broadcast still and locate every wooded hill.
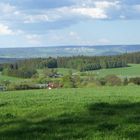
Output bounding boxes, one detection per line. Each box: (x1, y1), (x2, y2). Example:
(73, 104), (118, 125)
(0, 52), (140, 78)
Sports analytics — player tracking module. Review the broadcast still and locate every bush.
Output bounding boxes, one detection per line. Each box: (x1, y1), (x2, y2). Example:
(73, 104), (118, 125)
(62, 75), (75, 88)
(105, 75), (122, 86)
(99, 78), (106, 86)
(2, 67), (37, 78)
(123, 77), (129, 86)
(127, 83), (137, 86)
(7, 82), (40, 91)
(129, 77), (140, 85)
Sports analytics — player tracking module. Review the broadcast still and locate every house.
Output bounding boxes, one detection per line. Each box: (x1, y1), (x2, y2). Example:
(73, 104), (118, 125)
(48, 73), (63, 78)
(48, 83), (63, 89)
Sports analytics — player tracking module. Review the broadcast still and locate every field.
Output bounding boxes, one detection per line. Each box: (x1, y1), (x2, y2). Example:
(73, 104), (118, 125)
(0, 72), (31, 83)
(50, 64), (140, 77)
(37, 64), (140, 79)
(81, 64), (140, 77)
(0, 72), (21, 82)
(0, 86), (140, 140)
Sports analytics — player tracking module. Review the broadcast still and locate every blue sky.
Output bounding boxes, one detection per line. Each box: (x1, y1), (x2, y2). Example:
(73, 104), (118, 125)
(0, 0), (140, 47)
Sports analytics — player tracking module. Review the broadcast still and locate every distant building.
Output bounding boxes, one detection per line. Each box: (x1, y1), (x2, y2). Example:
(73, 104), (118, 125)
(48, 83), (63, 89)
(0, 85), (7, 91)
(48, 74), (63, 78)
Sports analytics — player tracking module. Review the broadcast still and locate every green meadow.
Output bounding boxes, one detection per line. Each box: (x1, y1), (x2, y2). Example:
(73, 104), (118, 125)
(0, 72), (21, 82)
(0, 72), (31, 83)
(86, 64), (140, 77)
(0, 86), (140, 140)
(55, 64), (140, 77)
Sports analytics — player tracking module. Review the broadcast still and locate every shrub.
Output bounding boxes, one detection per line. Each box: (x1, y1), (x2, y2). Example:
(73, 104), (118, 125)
(62, 75), (75, 88)
(123, 77), (129, 86)
(105, 75), (122, 86)
(127, 83), (137, 86)
(7, 82), (40, 91)
(99, 78), (106, 86)
(2, 67), (37, 78)
(129, 77), (140, 85)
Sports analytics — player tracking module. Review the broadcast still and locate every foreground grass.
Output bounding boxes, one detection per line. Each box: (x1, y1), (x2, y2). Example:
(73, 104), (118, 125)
(0, 86), (140, 140)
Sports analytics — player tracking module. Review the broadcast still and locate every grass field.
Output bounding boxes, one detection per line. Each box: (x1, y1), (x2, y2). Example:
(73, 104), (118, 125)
(0, 86), (140, 140)
(39, 64), (140, 78)
(0, 72), (21, 82)
(0, 72), (32, 83)
(86, 64), (140, 77)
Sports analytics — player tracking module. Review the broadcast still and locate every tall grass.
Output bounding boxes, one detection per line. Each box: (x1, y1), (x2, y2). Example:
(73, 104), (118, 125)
(0, 86), (140, 140)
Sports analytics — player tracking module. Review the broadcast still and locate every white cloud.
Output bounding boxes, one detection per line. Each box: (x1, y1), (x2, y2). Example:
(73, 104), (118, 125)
(0, 23), (24, 36)
(98, 38), (111, 44)
(0, 3), (16, 13)
(0, 24), (14, 35)
(25, 34), (41, 44)
(22, 1), (121, 23)
(69, 31), (80, 40)
(72, 7), (107, 19)
(133, 5), (140, 12)
(94, 1), (120, 9)
(24, 14), (50, 23)
(0, 0), (139, 38)
(0, 0), (134, 27)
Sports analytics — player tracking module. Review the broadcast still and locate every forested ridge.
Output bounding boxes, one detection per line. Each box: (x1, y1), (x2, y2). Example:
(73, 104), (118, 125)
(1, 52), (140, 78)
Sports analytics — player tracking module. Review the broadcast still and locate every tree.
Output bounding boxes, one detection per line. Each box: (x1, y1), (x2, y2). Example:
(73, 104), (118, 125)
(47, 57), (57, 68)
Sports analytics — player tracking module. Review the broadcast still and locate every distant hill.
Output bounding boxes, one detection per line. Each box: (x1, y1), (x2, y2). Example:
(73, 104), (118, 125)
(0, 58), (22, 64)
(0, 45), (140, 58)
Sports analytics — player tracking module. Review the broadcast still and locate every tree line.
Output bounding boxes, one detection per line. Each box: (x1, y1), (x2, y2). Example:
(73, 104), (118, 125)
(0, 52), (140, 78)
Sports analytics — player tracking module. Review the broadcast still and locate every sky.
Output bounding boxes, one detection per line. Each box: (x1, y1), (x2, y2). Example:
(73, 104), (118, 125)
(0, 0), (140, 48)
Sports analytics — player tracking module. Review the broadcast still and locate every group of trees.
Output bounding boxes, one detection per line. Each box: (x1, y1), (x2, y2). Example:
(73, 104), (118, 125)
(2, 63), (37, 78)
(7, 54), (128, 73)
(0, 64), (3, 71)
(125, 52), (140, 64)
(57, 56), (127, 71)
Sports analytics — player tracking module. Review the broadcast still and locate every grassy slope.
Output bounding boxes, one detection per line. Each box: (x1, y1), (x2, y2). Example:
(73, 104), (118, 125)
(0, 86), (140, 140)
(82, 64), (140, 77)
(0, 72), (32, 83)
(0, 72), (21, 82)
(38, 64), (140, 77)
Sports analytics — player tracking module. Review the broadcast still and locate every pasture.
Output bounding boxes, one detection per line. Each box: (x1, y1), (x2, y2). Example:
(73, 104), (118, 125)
(0, 86), (140, 140)
(0, 72), (21, 82)
(86, 64), (140, 77)
(38, 64), (140, 78)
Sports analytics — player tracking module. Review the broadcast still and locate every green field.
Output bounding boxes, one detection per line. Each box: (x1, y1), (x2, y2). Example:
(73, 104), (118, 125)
(81, 64), (140, 77)
(0, 72), (21, 82)
(0, 86), (140, 140)
(47, 64), (140, 78)
(0, 72), (32, 83)
(93, 64), (140, 77)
